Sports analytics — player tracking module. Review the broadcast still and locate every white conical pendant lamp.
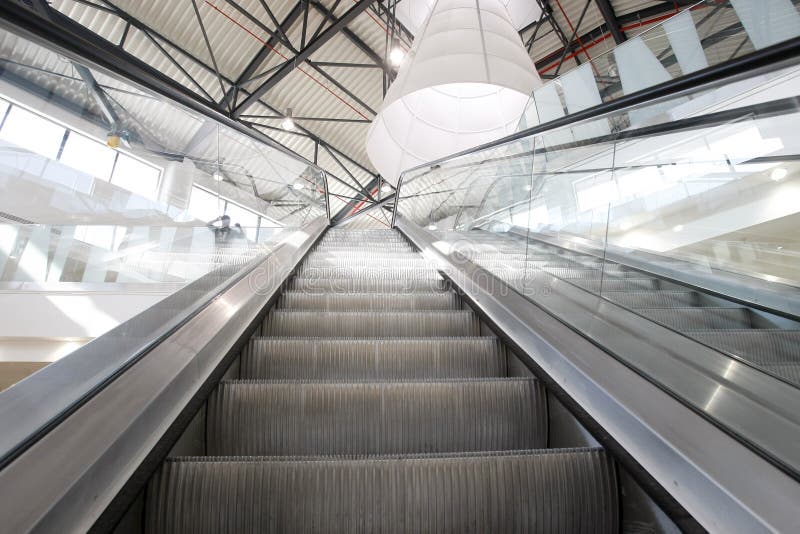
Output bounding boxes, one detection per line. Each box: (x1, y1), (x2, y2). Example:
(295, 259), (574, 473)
(366, 0), (541, 184)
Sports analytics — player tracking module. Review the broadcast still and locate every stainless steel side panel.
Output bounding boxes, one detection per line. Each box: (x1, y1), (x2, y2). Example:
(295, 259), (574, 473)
(397, 215), (800, 534)
(0, 218), (326, 533)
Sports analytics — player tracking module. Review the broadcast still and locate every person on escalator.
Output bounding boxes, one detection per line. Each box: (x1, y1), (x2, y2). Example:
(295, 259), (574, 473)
(207, 214), (245, 243)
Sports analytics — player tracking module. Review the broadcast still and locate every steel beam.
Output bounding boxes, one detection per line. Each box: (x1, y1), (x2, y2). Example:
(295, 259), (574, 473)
(553, 0), (593, 76)
(233, 0), (372, 117)
(310, 1), (395, 79)
(534, 0), (700, 72)
(221, 1), (304, 108)
(594, 0), (626, 44)
(4, 0), (380, 206)
(331, 175), (380, 223)
(306, 60), (377, 116)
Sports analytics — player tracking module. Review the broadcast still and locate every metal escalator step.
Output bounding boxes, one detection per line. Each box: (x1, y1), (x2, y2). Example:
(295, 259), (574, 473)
(277, 291), (460, 310)
(638, 307), (752, 330)
(540, 268), (649, 280)
(146, 449), (618, 534)
(317, 242), (415, 250)
(572, 279), (660, 291)
(315, 233), (406, 240)
(323, 230), (402, 238)
(760, 363), (800, 384)
(318, 240), (411, 248)
(294, 265), (441, 279)
(318, 238), (412, 244)
(688, 330), (800, 364)
(263, 310), (479, 337)
(302, 257), (430, 270)
(207, 379), (546, 455)
(306, 251), (422, 262)
(288, 277), (449, 292)
(241, 337), (506, 380)
(603, 291), (699, 308)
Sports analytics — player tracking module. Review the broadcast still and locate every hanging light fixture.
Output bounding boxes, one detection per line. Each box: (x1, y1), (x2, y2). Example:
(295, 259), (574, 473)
(366, 0), (541, 184)
(281, 108), (295, 131)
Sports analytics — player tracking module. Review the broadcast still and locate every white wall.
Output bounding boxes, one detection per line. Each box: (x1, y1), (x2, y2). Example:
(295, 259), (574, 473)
(0, 289), (171, 363)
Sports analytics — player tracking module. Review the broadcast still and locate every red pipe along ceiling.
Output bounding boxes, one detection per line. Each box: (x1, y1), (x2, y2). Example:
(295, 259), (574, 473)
(538, 3), (713, 74)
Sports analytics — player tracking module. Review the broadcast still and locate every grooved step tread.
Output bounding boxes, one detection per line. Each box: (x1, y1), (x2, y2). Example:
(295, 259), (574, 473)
(207, 379), (546, 456)
(294, 265), (442, 280)
(688, 330), (800, 364)
(277, 291), (460, 310)
(146, 448), (618, 534)
(263, 310), (480, 337)
(289, 277), (450, 292)
(303, 258), (430, 269)
(603, 290), (699, 308)
(242, 337), (506, 380)
(639, 307), (752, 330)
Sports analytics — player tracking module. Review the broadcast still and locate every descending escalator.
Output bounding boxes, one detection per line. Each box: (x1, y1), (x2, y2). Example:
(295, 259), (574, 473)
(144, 228), (619, 533)
(462, 230), (800, 386)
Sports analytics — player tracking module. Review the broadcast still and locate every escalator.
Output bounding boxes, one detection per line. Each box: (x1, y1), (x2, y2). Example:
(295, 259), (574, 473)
(1, 5), (800, 532)
(462, 230), (800, 386)
(145, 228), (619, 532)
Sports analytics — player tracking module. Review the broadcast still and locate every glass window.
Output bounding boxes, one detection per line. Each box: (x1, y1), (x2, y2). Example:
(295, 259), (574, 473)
(74, 225), (115, 250)
(576, 179), (619, 212)
(224, 201), (259, 240)
(188, 186), (223, 222)
(0, 105), (66, 159)
(59, 132), (116, 181)
(111, 153), (160, 199)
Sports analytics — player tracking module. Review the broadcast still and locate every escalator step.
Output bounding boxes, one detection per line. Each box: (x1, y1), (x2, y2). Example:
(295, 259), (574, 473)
(146, 449), (618, 534)
(322, 236), (403, 240)
(760, 363), (800, 384)
(294, 265), (442, 279)
(241, 337), (506, 380)
(316, 242), (415, 250)
(572, 279), (660, 291)
(302, 258), (431, 270)
(288, 277), (449, 292)
(639, 307), (752, 330)
(541, 268), (649, 280)
(306, 250), (421, 266)
(688, 330), (800, 363)
(603, 291), (699, 308)
(277, 291), (460, 310)
(263, 310), (479, 337)
(207, 379), (546, 456)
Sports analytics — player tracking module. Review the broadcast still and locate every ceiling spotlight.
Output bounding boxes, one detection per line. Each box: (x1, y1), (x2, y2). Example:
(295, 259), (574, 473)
(389, 47), (405, 67)
(213, 170), (223, 182)
(427, 224), (437, 231)
(673, 224), (684, 232)
(523, 184), (532, 192)
(381, 184), (392, 193)
(771, 167), (788, 181)
(293, 182), (304, 190)
(282, 108), (295, 131)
